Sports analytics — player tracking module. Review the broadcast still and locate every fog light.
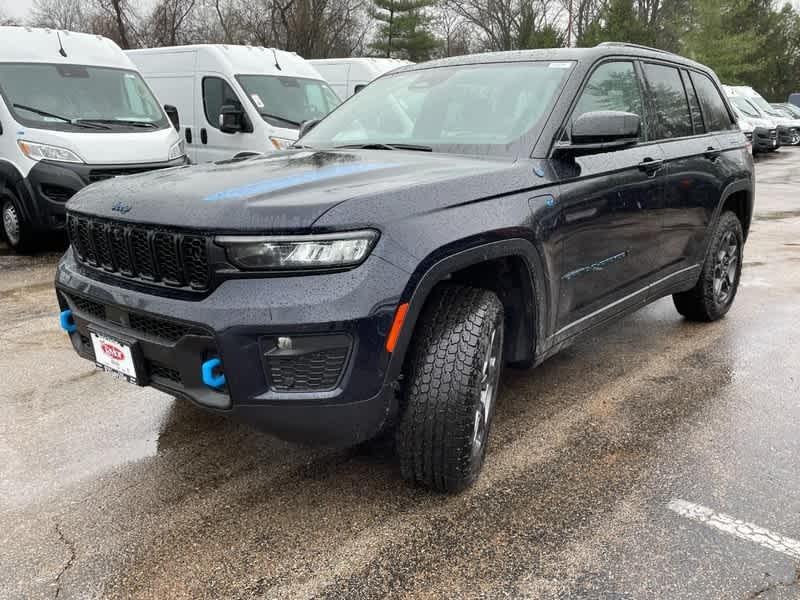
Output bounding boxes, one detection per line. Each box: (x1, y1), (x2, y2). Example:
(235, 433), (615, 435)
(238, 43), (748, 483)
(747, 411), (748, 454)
(277, 336), (292, 350)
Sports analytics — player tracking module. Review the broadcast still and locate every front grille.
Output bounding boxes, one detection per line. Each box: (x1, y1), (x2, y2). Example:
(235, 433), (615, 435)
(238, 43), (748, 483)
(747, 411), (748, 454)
(148, 361), (182, 384)
(66, 214), (210, 291)
(267, 348), (348, 392)
(129, 312), (195, 343)
(71, 295), (105, 319)
(66, 293), (205, 343)
(88, 166), (168, 183)
(40, 184), (75, 202)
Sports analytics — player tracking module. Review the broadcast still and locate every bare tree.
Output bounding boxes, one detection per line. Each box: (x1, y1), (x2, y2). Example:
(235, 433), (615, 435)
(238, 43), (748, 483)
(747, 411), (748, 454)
(445, 0), (561, 50)
(31, 0), (87, 30)
(145, 0), (199, 45)
(91, 0), (137, 48)
(0, 6), (19, 25)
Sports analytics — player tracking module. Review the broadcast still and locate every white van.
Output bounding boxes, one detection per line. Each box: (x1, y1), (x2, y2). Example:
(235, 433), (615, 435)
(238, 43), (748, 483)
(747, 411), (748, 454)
(0, 27), (185, 252)
(127, 45), (341, 163)
(309, 58), (413, 99)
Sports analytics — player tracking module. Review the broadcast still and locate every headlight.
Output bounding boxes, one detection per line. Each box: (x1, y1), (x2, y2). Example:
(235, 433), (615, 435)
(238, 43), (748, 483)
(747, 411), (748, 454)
(17, 140), (83, 163)
(269, 136), (294, 150)
(168, 140), (185, 160)
(216, 230), (378, 270)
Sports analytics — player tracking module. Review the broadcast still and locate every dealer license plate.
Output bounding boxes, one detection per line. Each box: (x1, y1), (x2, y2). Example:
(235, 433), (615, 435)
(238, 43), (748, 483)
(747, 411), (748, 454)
(90, 332), (140, 384)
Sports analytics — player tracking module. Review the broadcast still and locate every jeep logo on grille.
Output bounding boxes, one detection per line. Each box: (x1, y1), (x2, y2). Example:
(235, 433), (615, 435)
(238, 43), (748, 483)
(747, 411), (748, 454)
(112, 201), (132, 214)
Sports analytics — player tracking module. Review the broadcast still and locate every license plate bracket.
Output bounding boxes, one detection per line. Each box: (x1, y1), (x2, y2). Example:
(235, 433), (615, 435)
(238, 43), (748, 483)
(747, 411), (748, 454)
(88, 327), (147, 386)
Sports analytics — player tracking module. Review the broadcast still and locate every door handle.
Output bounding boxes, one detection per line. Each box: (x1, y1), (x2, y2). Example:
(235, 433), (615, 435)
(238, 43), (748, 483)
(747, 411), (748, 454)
(185, 127), (192, 144)
(638, 158), (663, 175)
(200, 128), (208, 144)
(704, 146), (721, 160)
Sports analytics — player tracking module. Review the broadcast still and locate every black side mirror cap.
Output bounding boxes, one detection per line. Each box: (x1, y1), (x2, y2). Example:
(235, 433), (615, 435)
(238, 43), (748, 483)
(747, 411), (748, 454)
(164, 104), (179, 130)
(298, 119), (320, 139)
(561, 110), (641, 153)
(219, 104), (245, 134)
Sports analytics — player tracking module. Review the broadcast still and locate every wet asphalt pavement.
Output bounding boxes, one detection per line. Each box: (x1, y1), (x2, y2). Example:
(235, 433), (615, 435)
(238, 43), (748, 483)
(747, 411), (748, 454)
(2, 149), (800, 600)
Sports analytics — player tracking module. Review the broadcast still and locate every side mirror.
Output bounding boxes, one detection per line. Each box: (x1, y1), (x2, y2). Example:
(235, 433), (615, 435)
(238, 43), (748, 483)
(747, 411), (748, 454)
(566, 110), (641, 151)
(298, 119), (320, 139)
(164, 104), (179, 130)
(219, 104), (245, 134)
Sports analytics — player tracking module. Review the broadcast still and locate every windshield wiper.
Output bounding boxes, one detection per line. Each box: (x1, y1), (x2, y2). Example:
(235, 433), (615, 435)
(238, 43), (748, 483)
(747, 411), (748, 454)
(336, 143), (433, 152)
(260, 113), (301, 128)
(77, 119), (157, 129)
(12, 104), (112, 129)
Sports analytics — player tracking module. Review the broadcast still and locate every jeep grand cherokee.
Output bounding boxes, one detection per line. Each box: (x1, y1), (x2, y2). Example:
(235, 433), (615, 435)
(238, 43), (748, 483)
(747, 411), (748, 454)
(56, 43), (753, 492)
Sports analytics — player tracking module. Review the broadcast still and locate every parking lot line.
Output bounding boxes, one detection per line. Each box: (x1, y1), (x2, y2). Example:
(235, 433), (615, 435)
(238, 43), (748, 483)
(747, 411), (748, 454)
(668, 499), (800, 560)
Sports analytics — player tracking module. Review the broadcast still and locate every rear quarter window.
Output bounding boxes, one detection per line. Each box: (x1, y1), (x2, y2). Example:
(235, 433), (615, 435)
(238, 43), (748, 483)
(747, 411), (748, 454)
(690, 72), (736, 132)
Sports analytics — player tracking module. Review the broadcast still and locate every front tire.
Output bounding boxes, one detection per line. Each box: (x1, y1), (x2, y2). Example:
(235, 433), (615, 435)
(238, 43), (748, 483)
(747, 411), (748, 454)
(1, 193), (36, 253)
(396, 284), (504, 493)
(673, 210), (743, 322)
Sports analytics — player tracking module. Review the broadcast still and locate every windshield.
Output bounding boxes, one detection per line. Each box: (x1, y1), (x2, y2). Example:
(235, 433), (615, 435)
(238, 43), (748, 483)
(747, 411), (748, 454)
(0, 63), (167, 131)
(781, 104), (800, 118)
(731, 97), (761, 118)
(236, 75), (340, 130)
(744, 92), (779, 116)
(299, 61), (574, 156)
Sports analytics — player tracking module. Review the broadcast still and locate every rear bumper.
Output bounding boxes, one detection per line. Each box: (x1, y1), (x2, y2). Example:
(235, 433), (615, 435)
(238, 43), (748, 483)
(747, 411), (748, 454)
(16, 157), (188, 232)
(55, 248), (408, 446)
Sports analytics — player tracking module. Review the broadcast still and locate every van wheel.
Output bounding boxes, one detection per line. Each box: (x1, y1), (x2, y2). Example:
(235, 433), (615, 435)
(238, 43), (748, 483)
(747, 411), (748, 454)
(673, 210), (743, 322)
(1, 194), (35, 253)
(396, 284), (504, 493)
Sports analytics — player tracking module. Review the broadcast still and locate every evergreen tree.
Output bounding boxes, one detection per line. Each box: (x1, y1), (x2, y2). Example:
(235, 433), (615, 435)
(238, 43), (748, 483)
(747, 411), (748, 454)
(370, 0), (440, 61)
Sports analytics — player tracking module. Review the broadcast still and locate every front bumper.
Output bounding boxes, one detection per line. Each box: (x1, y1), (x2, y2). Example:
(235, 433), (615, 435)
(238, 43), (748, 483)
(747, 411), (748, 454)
(55, 249), (409, 446)
(752, 127), (780, 152)
(17, 156), (188, 233)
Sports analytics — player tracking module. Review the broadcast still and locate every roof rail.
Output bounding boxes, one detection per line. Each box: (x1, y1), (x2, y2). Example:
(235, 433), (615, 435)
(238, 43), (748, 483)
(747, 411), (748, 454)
(596, 41), (675, 56)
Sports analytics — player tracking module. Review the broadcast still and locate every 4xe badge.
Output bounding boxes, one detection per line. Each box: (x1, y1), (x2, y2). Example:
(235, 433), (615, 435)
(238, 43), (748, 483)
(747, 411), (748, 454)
(112, 200), (132, 214)
(100, 342), (125, 361)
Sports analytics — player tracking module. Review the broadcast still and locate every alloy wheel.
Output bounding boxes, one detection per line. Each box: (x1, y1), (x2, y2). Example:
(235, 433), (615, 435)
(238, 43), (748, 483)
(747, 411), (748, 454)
(713, 230), (739, 306)
(471, 326), (502, 463)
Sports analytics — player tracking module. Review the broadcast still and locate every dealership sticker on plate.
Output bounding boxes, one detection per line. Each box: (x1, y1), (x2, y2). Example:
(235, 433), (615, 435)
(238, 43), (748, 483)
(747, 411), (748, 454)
(251, 94), (265, 108)
(91, 332), (139, 384)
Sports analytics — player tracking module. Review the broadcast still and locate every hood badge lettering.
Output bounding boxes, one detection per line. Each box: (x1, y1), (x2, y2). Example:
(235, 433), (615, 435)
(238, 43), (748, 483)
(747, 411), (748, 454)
(112, 201), (132, 214)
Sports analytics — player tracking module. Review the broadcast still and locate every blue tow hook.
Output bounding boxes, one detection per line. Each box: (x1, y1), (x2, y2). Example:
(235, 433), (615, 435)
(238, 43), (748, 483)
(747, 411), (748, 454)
(59, 309), (77, 333)
(202, 358), (226, 389)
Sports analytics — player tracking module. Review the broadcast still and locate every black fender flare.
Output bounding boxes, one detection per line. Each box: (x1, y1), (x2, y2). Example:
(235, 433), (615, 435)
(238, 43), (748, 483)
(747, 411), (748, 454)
(385, 238), (550, 381)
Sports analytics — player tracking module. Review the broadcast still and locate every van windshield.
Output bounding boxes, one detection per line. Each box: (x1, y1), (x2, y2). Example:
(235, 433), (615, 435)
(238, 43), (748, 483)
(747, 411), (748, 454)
(299, 61), (574, 156)
(0, 63), (168, 131)
(236, 75), (341, 130)
(731, 97), (761, 119)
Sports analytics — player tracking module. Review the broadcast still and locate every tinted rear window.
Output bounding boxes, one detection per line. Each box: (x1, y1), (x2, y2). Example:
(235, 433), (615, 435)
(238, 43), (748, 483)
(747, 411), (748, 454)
(691, 73), (735, 132)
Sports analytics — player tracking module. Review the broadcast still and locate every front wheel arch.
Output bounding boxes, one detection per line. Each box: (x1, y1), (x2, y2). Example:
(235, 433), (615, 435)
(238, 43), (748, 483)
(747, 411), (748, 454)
(385, 239), (548, 382)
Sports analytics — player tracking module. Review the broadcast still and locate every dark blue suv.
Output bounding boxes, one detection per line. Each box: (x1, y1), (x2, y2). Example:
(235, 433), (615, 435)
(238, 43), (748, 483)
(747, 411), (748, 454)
(56, 43), (753, 492)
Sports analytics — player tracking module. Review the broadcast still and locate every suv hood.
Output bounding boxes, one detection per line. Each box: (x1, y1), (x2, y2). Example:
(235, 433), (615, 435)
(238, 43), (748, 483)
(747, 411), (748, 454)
(67, 149), (523, 231)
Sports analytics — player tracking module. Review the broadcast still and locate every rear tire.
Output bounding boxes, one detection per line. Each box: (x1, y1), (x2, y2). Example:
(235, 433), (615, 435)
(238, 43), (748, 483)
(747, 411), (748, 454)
(673, 210), (743, 322)
(396, 284), (504, 493)
(1, 192), (36, 253)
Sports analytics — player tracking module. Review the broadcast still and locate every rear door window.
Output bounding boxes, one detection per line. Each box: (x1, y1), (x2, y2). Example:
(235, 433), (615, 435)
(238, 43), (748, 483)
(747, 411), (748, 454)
(642, 63), (693, 139)
(572, 61), (645, 139)
(690, 72), (736, 132)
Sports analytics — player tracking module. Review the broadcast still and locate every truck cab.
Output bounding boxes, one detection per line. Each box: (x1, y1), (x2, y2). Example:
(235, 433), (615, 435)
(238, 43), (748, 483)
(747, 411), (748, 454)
(126, 45), (341, 162)
(0, 27), (186, 253)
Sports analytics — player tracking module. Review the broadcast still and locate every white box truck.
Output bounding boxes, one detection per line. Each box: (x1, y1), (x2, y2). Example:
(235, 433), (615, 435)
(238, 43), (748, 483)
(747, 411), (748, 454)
(309, 58), (413, 99)
(0, 27), (186, 253)
(126, 45), (341, 163)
